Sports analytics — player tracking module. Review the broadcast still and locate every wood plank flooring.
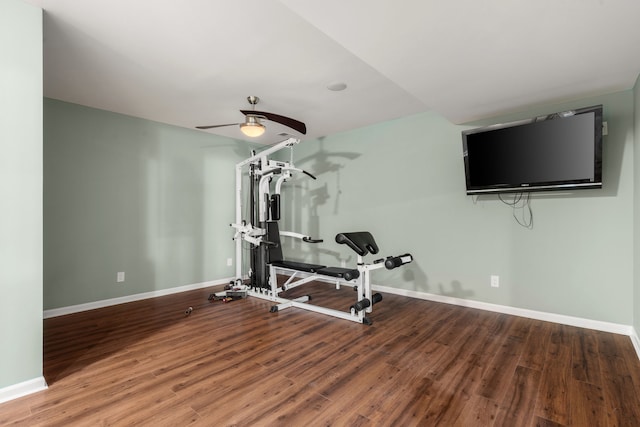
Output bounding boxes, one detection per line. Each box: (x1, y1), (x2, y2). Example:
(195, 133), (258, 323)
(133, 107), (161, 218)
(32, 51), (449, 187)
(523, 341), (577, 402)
(2, 283), (640, 426)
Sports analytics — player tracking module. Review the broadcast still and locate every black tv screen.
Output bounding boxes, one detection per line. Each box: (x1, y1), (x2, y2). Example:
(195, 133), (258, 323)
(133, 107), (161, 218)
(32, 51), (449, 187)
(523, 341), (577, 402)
(462, 105), (603, 195)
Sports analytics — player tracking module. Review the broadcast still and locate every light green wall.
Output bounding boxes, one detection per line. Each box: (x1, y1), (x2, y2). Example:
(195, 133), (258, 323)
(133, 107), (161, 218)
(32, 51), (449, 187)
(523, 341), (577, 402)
(281, 91), (635, 325)
(44, 99), (256, 309)
(0, 0), (43, 389)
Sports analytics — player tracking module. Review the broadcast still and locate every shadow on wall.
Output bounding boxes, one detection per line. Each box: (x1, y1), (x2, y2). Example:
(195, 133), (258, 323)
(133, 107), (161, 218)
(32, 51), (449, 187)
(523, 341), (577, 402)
(399, 262), (429, 292)
(295, 138), (361, 175)
(295, 137), (361, 217)
(280, 138), (361, 264)
(396, 263), (475, 300)
(439, 280), (475, 299)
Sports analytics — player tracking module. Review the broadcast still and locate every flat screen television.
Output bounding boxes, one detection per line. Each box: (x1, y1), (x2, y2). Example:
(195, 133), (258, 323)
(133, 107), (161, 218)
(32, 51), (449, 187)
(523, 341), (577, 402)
(462, 105), (603, 195)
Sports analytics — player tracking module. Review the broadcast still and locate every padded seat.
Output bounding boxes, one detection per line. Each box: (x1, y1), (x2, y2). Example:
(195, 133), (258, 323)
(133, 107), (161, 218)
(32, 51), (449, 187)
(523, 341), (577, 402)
(266, 222), (360, 279)
(267, 222), (326, 273)
(271, 260), (326, 273)
(335, 232), (379, 256)
(315, 266), (360, 281)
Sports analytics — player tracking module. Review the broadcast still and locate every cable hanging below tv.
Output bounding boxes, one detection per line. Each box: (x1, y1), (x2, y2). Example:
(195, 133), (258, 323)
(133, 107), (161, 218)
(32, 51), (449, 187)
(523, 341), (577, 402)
(462, 104), (603, 195)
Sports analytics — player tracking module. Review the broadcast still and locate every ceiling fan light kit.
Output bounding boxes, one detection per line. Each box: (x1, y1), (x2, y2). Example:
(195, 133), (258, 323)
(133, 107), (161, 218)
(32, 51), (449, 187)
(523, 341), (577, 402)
(240, 119), (266, 137)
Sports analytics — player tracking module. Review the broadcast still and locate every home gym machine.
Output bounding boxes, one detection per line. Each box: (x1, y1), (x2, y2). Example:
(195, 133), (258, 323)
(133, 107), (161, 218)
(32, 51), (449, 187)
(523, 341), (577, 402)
(217, 137), (413, 325)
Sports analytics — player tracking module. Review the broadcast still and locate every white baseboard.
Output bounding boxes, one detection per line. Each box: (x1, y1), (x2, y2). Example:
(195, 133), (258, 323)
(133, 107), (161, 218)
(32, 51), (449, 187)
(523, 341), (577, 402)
(273, 268), (636, 342)
(42, 273), (640, 361)
(631, 327), (640, 361)
(43, 277), (233, 319)
(372, 284), (635, 337)
(0, 377), (47, 404)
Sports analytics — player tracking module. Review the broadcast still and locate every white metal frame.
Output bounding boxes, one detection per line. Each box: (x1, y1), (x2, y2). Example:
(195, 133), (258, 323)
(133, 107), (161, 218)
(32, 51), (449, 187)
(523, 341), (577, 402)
(260, 253), (389, 324)
(230, 137), (300, 279)
(227, 137), (395, 324)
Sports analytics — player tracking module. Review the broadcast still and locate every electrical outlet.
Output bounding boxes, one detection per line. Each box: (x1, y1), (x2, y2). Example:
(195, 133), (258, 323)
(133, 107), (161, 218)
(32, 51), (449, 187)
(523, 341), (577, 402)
(227, 258), (233, 267)
(117, 272), (125, 283)
(491, 275), (499, 288)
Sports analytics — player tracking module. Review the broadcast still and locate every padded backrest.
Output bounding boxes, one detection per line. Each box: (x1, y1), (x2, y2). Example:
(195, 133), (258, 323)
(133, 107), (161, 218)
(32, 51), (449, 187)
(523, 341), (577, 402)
(335, 232), (379, 256)
(265, 221), (284, 263)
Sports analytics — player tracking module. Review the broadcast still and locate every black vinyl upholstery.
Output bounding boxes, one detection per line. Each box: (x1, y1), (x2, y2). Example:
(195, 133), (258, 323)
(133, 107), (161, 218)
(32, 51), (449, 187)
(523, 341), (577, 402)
(271, 260), (326, 273)
(315, 266), (360, 281)
(266, 222), (327, 272)
(265, 223), (368, 281)
(335, 232), (379, 256)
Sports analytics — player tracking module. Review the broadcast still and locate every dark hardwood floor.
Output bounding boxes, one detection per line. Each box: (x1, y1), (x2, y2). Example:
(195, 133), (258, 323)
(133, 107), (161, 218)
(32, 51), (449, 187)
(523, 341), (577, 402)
(2, 282), (640, 426)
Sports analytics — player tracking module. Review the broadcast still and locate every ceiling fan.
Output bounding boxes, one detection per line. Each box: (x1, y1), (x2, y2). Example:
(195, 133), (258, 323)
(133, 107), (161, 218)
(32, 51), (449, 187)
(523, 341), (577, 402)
(196, 96), (307, 137)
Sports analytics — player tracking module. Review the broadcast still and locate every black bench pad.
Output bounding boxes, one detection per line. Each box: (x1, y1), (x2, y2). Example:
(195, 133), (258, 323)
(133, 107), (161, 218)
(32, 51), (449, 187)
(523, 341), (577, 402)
(316, 267), (360, 281)
(271, 260), (326, 273)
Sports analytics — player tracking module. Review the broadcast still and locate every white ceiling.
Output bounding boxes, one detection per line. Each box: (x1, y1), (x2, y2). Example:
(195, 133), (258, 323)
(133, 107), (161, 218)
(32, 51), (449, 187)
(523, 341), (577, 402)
(25, 0), (640, 144)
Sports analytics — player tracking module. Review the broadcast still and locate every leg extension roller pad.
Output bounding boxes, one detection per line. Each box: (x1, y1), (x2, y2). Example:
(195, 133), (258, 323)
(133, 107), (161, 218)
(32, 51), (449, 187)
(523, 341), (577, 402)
(372, 293), (383, 305)
(384, 253), (413, 270)
(351, 298), (371, 312)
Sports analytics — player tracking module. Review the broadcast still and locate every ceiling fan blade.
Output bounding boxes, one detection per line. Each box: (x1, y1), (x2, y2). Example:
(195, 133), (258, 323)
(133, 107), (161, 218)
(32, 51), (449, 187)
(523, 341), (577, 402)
(240, 110), (306, 135)
(196, 123), (240, 130)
